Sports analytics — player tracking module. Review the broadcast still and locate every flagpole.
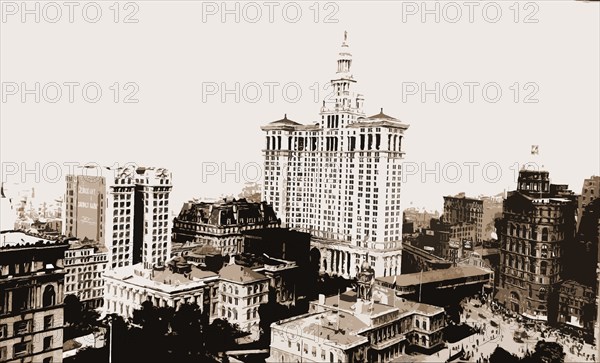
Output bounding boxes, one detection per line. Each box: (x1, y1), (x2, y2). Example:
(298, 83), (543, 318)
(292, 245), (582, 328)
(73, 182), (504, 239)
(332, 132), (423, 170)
(419, 269), (423, 303)
(336, 289), (340, 331)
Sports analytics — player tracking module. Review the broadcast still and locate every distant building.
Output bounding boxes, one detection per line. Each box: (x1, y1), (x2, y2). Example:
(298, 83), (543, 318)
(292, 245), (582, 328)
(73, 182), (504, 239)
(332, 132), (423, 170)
(261, 34), (408, 278)
(402, 208), (440, 231)
(578, 176), (600, 229)
(172, 199), (280, 256)
(0, 184), (15, 231)
(238, 182), (262, 203)
(217, 264), (269, 339)
(443, 193), (483, 242)
(557, 280), (595, 332)
(64, 238), (108, 309)
(0, 231), (69, 363)
(267, 261), (446, 362)
(497, 169), (578, 322)
(103, 259), (220, 321)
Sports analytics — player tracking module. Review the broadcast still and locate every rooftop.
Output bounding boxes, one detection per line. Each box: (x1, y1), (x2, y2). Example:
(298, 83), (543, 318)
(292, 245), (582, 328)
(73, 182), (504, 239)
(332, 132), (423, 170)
(104, 263), (218, 294)
(274, 310), (369, 349)
(377, 265), (492, 287)
(219, 263), (268, 284)
(0, 230), (63, 249)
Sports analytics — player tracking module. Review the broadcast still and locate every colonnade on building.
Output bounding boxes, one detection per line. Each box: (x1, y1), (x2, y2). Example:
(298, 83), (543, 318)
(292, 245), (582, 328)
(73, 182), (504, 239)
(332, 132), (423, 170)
(104, 281), (206, 319)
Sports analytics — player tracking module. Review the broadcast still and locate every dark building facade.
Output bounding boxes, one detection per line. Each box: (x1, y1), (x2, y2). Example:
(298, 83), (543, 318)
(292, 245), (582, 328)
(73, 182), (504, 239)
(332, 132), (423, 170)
(578, 176), (600, 229)
(443, 193), (484, 242)
(557, 280), (596, 335)
(0, 232), (69, 363)
(172, 199), (280, 256)
(497, 170), (577, 323)
(242, 228), (312, 298)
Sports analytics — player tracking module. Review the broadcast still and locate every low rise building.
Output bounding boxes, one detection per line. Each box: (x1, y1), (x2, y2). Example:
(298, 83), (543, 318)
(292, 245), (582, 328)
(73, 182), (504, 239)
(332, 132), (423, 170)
(172, 199), (280, 255)
(64, 238), (108, 309)
(103, 258), (220, 321)
(558, 280), (596, 333)
(267, 261), (446, 362)
(218, 264), (269, 340)
(0, 231), (69, 363)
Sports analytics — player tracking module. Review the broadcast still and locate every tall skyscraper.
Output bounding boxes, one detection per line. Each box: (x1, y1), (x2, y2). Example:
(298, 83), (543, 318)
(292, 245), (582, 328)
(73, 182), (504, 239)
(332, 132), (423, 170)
(261, 33), (409, 278)
(497, 169), (577, 322)
(133, 167), (172, 269)
(65, 166), (171, 270)
(65, 167), (135, 269)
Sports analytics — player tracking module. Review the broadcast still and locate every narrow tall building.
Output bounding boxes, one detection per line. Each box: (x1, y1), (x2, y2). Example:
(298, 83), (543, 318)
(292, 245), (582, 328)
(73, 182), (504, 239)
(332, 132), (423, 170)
(497, 169), (577, 322)
(133, 167), (172, 269)
(261, 33), (409, 278)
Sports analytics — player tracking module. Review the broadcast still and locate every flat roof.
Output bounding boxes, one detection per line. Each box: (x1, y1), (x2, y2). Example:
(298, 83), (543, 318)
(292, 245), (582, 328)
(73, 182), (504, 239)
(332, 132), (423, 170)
(0, 231), (62, 248)
(275, 310), (369, 348)
(377, 266), (491, 287)
(104, 263), (218, 294)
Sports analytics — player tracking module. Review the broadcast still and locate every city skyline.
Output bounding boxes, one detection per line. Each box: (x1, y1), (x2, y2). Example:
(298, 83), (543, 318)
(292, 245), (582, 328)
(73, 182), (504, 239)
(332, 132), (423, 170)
(1, 2), (598, 214)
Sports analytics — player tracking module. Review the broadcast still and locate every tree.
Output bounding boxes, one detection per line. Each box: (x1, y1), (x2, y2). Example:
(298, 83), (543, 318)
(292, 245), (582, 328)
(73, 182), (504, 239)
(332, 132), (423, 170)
(521, 340), (565, 363)
(489, 346), (519, 363)
(64, 294), (83, 325)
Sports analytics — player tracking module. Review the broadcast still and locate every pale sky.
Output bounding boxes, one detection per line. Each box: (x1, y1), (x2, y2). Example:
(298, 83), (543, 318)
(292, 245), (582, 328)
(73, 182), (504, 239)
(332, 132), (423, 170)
(1, 1), (599, 214)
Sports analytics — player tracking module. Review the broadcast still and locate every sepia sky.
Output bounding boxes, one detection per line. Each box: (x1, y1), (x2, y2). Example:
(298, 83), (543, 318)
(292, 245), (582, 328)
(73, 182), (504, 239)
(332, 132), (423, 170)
(1, 1), (599, 213)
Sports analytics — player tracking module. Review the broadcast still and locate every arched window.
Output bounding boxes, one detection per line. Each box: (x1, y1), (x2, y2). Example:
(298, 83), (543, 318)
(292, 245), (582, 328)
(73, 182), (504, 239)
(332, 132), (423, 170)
(539, 287), (547, 300)
(541, 244), (548, 258)
(415, 320), (420, 329)
(43, 285), (55, 307)
(516, 225), (521, 237)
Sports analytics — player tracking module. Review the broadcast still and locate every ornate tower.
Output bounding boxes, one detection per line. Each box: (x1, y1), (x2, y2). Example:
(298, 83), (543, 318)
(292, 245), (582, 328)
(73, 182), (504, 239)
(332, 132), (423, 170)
(356, 256), (375, 301)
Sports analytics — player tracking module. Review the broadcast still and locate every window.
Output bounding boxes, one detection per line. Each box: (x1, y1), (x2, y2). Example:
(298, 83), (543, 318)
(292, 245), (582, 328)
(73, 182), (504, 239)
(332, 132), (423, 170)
(0, 346), (6, 360)
(13, 342), (30, 357)
(43, 285), (56, 307)
(44, 315), (53, 330)
(14, 320), (31, 335)
(43, 357), (53, 363)
(43, 336), (53, 350)
(0, 324), (6, 339)
(541, 228), (549, 242)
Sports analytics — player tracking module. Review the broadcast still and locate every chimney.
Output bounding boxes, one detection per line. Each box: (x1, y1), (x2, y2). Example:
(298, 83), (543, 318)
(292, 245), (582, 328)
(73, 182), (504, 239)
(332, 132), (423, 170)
(318, 294), (325, 305)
